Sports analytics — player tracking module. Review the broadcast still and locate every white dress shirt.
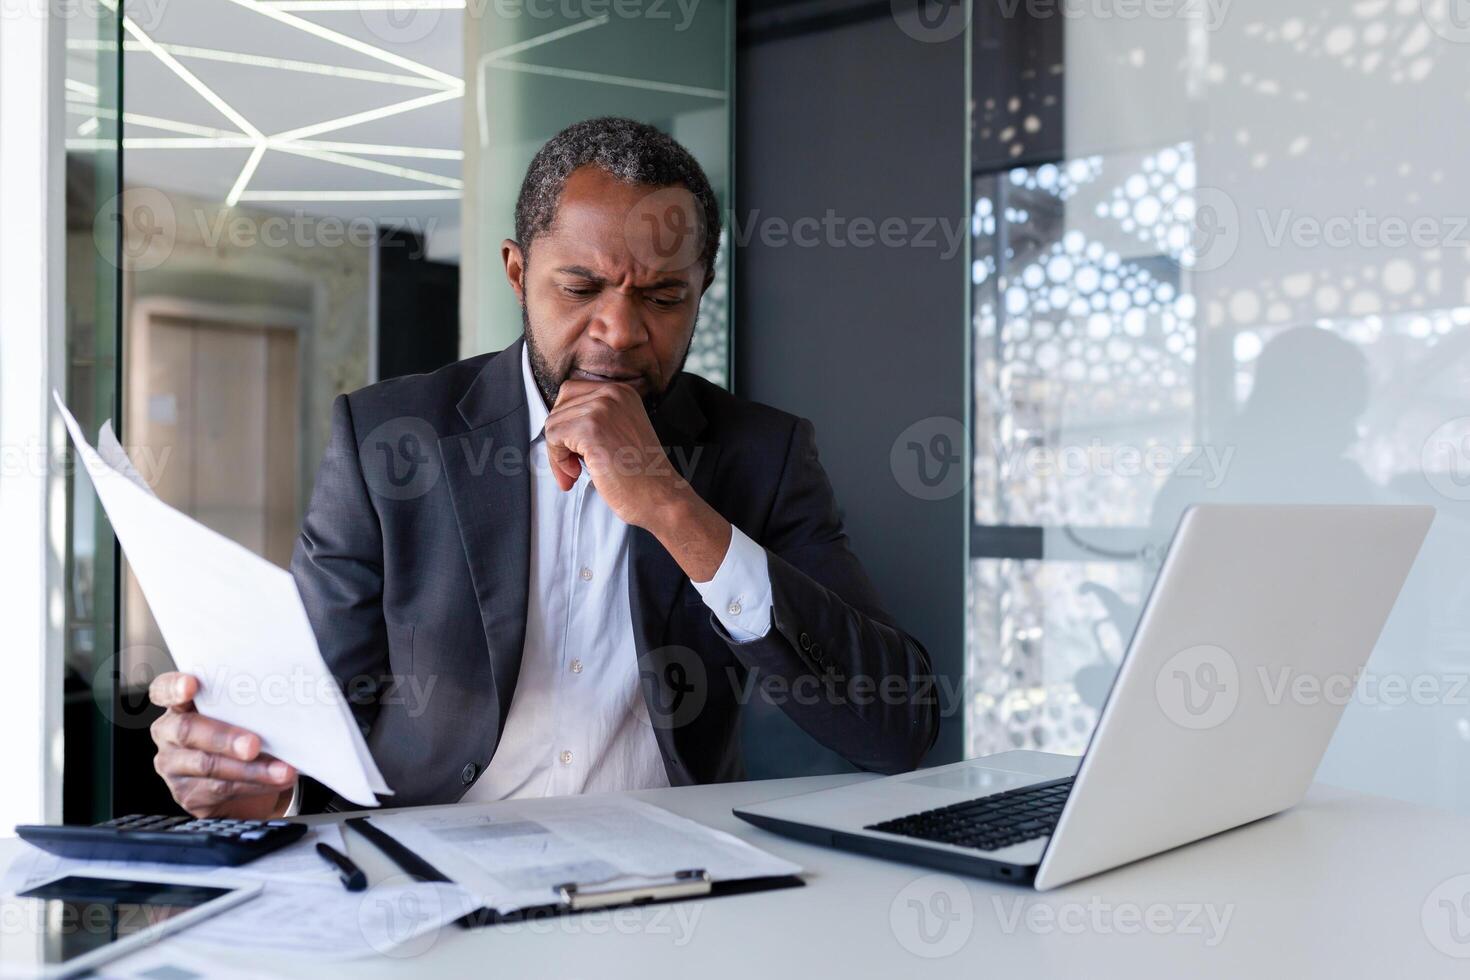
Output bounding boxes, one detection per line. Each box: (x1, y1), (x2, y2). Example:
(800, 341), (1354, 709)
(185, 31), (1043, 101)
(461, 348), (773, 802)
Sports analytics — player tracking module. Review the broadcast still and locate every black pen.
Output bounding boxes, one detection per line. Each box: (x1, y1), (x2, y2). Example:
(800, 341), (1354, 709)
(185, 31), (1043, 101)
(316, 841), (367, 892)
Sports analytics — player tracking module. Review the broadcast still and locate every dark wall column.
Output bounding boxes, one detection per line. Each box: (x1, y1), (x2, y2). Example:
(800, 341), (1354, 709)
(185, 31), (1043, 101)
(734, 9), (968, 773)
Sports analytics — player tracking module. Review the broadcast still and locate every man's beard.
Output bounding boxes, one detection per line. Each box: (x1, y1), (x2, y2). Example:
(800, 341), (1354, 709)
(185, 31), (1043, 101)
(520, 304), (695, 413)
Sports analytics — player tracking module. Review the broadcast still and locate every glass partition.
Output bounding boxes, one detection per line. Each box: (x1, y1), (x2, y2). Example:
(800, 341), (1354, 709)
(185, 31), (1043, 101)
(62, 0), (122, 824)
(969, 1), (1470, 813)
(466, 0), (733, 385)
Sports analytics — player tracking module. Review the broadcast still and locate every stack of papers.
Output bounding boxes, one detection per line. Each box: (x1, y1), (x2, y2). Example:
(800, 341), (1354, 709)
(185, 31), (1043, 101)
(55, 393), (390, 807)
(371, 794), (801, 914)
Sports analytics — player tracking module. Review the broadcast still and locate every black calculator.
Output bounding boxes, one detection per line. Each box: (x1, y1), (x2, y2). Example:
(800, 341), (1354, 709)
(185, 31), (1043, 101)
(16, 815), (309, 867)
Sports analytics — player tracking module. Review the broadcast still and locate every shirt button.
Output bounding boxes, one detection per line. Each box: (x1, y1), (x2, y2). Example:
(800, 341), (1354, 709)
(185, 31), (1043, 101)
(570, 659), (583, 674)
(559, 750), (573, 765)
(727, 600), (743, 616)
(579, 566), (593, 582)
(460, 762), (478, 785)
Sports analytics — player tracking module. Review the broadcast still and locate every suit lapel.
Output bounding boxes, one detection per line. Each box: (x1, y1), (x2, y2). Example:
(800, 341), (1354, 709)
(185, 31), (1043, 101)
(440, 341), (530, 740)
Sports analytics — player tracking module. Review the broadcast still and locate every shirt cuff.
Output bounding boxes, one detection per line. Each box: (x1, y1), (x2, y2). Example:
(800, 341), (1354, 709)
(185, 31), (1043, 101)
(692, 525), (773, 642)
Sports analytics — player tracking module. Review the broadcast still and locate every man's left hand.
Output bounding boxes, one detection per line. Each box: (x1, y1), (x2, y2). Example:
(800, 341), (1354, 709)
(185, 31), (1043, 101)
(543, 379), (689, 529)
(542, 379), (733, 582)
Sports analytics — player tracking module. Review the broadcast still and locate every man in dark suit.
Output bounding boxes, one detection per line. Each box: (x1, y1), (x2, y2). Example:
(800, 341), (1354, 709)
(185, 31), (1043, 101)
(147, 117), (938, 818)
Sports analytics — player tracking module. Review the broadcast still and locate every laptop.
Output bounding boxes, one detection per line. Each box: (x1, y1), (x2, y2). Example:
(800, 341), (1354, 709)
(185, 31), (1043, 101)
(733, 504), (1433, 890)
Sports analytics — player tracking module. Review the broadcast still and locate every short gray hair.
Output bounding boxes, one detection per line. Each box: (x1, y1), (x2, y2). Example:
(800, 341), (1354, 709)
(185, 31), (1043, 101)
(514, 117), (722, 281)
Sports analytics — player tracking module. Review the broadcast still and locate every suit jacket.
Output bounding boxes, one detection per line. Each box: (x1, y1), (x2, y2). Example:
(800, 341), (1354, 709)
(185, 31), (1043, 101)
(291, 339), (939, 812)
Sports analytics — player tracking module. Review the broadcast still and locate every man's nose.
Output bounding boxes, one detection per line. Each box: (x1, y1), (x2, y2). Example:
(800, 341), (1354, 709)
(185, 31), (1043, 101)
(587, 292), (649, 351)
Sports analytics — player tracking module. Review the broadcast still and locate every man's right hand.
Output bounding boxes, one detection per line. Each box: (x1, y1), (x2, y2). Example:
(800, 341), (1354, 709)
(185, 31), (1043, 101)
(148, 672), (297, 819)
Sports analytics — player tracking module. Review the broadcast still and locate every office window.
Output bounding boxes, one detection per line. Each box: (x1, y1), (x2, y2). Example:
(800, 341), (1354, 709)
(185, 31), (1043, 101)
(968, 1), (1470, 812)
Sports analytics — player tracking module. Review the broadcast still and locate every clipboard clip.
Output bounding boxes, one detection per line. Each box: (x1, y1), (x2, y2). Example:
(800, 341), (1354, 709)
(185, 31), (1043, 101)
(554, 868), (711, 911)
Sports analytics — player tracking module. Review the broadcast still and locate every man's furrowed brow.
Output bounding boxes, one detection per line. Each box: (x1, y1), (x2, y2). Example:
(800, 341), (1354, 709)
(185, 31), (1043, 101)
(556, 265), (606, 282)
(555, 266), (690, 291)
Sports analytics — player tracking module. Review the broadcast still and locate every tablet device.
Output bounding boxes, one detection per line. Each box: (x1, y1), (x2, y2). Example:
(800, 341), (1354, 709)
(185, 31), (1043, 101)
(0, 873), (261, 979)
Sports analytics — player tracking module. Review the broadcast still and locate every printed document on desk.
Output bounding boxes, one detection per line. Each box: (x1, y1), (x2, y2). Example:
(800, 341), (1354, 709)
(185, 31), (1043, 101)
(372, 795), (801, 913)
(55, 392), (390, 807)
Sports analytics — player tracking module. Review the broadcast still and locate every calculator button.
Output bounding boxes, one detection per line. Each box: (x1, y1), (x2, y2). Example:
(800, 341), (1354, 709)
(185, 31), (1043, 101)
(239, 831), (268, 841)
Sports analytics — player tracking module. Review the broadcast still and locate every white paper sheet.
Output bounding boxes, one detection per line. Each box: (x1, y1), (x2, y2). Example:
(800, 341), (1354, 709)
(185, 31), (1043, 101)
(372, 795), (801, 913)
(54, 392), (390, 807)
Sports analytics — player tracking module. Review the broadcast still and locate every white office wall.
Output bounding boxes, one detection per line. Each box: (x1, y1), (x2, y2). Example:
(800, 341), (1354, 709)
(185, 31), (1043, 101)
(0, 1), (68, 831)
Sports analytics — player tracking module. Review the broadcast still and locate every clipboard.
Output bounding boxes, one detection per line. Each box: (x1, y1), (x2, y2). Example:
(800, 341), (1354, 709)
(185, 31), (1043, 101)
(344, 816), (803, 928)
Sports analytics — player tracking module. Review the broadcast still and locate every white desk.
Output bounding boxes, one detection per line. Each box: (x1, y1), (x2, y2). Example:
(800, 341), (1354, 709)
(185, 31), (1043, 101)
(8, 775), (1470, 977)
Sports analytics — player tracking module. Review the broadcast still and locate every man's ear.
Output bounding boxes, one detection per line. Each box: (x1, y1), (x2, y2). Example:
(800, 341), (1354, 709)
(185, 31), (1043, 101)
(502, 239), (527, 303)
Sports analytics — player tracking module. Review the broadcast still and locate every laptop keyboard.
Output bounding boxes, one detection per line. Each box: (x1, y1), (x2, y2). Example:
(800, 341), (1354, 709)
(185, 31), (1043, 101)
(864, 776), (1075, 852)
